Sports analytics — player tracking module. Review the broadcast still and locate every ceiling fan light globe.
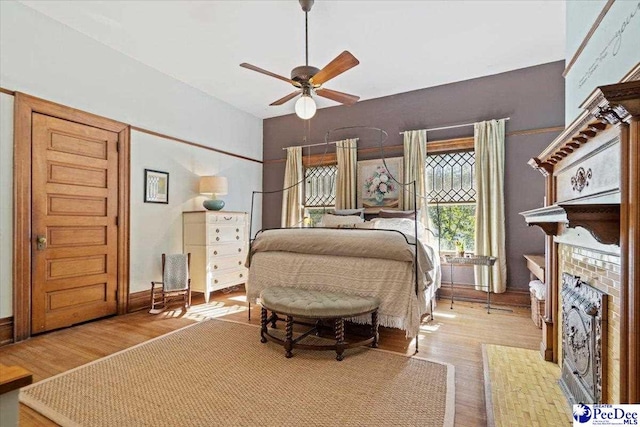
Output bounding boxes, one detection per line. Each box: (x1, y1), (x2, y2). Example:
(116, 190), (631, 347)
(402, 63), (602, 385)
(295, 95), (316, 120)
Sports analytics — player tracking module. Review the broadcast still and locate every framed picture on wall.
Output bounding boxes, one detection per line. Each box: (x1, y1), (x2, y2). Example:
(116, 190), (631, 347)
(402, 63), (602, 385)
(356, 157), (403, 213)
(144, 169), (169, 204)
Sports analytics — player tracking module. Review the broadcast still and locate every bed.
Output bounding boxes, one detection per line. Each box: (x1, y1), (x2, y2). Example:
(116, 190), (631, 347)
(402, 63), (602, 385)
(245, 219), (440, 338)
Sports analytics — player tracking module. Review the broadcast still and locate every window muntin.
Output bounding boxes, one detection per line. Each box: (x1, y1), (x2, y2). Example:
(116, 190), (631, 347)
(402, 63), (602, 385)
(304, 165), (337, 207)
(425, 151), (475, 204)
(425, 150), (476, 252)
(303, 155), (477, 251)
(303, 165), (337, 227)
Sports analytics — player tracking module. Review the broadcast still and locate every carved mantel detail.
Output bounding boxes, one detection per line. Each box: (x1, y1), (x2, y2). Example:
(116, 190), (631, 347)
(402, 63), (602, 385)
(520, 205), (565, 237)
(584, 80), (640, 124)
(594, 104), (630, 125)
(528, 222), (559, 236)
(560, 204), (620, 246)
(520, 204), (620, 246)
(528, 81), (640, 177)
(571, 167), (592, 193)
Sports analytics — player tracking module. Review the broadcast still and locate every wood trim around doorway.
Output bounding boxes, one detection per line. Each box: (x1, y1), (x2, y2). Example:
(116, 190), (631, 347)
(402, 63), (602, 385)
(12, 92), (131, 342)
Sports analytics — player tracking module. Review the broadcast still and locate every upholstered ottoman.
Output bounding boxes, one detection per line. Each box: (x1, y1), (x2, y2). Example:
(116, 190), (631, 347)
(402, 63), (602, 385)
(259, 287), (380, 361)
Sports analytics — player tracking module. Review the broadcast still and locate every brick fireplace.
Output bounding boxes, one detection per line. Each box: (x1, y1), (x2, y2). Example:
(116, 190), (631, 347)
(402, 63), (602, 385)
(521, 79), (640, 403)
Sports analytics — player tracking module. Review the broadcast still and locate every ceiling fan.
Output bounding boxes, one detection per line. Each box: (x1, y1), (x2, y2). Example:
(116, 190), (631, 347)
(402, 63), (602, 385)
(240, 0), (360, 119)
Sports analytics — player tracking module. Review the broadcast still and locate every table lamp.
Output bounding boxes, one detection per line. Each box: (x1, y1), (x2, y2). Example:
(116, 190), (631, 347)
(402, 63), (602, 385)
(199, 176), (228, 211)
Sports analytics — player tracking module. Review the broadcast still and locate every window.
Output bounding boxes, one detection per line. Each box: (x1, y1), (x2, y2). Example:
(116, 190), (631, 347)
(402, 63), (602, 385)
(425, 151), (476, 252)
(304, 165), (337, 226)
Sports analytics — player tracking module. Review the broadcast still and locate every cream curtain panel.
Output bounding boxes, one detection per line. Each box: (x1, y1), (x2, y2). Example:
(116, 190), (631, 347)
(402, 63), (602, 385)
(335, 138), (358, 210)
(474, 119), (507, 293)
(402, 130), (428, 225)
(281, 146), (303, 227)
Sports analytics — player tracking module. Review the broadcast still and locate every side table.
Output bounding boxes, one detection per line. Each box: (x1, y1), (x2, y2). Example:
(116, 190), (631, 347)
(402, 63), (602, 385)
(442, 255), (510, 314)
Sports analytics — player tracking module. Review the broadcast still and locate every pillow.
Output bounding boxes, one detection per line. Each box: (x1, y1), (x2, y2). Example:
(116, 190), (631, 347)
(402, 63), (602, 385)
(337, 223), (358, 229)
(378, 209), (416, 219)
(329, 208), (365, 219)
(371, 217), (426, 240)
(354, 221), (375, 229)
(319, 214), (364, 228)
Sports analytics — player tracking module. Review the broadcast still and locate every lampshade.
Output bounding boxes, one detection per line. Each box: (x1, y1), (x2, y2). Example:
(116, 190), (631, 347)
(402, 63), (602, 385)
(199, 176), (228, 195)
(295, 94), (317, 120)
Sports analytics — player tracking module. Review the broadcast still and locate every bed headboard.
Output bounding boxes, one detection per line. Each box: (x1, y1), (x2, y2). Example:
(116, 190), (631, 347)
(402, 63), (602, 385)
(364, 210), (417, 222)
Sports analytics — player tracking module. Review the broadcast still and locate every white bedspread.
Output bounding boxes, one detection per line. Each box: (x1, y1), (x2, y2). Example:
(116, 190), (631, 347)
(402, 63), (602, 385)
(246, 228), (439, 337)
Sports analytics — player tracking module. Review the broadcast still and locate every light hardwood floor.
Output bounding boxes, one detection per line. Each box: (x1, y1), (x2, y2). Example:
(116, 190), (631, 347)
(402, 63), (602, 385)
(0, 289), (540, 426)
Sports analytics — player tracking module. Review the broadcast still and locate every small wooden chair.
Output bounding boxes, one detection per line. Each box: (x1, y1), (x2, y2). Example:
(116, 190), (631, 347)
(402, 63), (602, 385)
(150, 253), (191, 314)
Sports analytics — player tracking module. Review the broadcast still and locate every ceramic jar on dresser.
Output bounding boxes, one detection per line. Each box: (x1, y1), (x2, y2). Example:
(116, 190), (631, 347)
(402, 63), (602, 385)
(183, 211), (249, 302)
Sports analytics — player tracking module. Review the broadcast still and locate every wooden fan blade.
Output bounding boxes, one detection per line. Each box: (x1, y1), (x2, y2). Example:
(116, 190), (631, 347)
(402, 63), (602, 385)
(310, 51), (359, 85)
(270, 91), (302, 106)
(315, 88), (360, 105)
(240, 63), (295, 85)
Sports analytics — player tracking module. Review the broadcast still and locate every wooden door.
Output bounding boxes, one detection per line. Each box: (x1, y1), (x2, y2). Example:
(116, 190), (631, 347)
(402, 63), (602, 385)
(31, 113), (119, 334)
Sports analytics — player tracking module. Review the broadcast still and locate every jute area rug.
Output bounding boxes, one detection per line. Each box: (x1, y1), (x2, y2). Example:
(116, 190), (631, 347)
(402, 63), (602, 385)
(482, 344), (571, 427)
(21, 319), (455, 427)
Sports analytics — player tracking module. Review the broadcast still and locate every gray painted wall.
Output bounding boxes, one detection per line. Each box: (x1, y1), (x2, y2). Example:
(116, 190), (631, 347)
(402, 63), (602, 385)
(262, 61), (565, 291)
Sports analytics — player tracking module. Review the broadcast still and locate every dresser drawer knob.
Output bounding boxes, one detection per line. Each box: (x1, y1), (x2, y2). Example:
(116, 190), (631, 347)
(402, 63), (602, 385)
(236, 236), (240, 240)
(239, 273), (243, 278)
(224, 216), (232, 220)
(214, 251), (218, 255)
(214, 279), (218, 284)
(238, 248), (242, 253)
(216, 237), (220, 241)
(214, 265), (218, 270)
(216, 228), (220, 233)
(236, 228), (239, 232)
(238, 261), (242, 265)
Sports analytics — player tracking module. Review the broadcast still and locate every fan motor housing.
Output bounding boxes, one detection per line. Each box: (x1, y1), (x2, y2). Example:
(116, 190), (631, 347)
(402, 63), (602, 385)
(291, 65), (320, 84)
(299, 0), (314, 12)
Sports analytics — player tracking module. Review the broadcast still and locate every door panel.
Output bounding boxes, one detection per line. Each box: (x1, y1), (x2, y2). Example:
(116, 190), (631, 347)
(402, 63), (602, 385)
(48, 283), (107, 310)
(49, 163), (108, 188)
(48, 195), (108, 216)
(32, 113), (119, 334)
(47, 255), (107, 279)
(47, 226), (108, 247)
(49, 131), (109, 159)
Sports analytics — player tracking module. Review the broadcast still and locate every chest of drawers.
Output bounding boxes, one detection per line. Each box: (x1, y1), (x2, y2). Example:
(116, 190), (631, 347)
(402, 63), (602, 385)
(182, 211), (249, 302)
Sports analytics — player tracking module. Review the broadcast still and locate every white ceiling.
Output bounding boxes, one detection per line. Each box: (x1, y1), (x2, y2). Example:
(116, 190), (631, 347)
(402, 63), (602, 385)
(21, 0), (566, 119)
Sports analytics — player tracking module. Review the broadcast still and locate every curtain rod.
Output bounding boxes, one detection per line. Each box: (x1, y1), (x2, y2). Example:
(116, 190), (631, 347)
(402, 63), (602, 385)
(282, 138), (359, 151)
(399, 117), (511, 135)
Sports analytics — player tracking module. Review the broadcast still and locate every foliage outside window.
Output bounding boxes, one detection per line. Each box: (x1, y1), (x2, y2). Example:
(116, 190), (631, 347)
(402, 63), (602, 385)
(304, 165), (337, 226)
(425, 151), (476, 252)
(304, 207), (330, 227)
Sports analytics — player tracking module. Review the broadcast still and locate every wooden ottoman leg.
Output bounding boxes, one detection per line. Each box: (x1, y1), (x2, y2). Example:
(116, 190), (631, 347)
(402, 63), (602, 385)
(260, 307), (268, 343)
(371, 309), (379, 348)
(285, 315), (294, 358)
(335, 318), (345, 361)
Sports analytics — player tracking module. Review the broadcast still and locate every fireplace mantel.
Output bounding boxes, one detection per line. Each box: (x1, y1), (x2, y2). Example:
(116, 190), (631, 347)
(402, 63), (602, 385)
(521, 203), (620, 246)
(521, 75), (640, 403)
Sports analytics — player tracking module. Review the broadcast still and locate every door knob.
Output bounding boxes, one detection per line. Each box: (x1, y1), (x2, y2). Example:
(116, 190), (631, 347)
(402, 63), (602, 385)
(36, 235), (47, 250)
